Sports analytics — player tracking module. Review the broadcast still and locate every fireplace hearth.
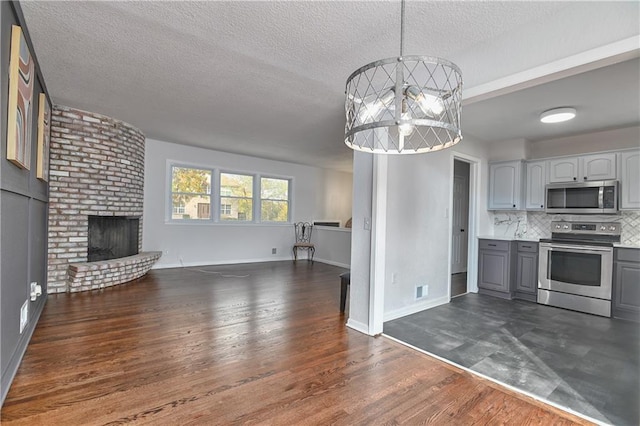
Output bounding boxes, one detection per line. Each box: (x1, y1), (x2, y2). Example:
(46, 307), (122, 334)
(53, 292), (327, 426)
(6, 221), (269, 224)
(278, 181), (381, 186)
(88, 216), (140, 262)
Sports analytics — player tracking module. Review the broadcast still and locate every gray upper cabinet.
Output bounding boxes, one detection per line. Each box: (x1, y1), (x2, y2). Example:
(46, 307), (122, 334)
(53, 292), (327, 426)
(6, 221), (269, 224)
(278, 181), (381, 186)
(620, 150), (640, 210)
(580, 153), (617, 181)
(549, 153), (617, 183)
(525, 161), (546, 210)
(548, 158), (578, 183)
(488, 161), (523, 210)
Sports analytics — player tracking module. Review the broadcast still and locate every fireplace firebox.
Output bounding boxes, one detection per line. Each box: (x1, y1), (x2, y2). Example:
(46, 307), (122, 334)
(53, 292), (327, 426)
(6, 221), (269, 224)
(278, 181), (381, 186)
(88, 216), (140, 262)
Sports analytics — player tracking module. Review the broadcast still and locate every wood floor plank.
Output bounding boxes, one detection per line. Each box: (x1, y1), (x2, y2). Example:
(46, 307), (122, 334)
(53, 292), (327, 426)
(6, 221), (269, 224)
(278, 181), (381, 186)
(1, 261), (592, 425)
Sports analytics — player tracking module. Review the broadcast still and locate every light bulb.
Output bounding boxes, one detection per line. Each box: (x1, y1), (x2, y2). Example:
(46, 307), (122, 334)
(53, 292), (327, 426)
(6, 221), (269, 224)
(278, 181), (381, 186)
(404, 85), (444, 117)
(418, 93), (444, 116)
(357, 89), (395, 124)
(398, 112), (414, 136)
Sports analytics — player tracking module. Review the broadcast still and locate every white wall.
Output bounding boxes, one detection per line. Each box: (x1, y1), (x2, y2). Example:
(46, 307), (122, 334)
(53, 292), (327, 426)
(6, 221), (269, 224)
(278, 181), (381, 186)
(528, 125), (640, 159)
(346, 151), (374, 334)
(313, 227), (351, 268)
(343, 134), (494, 328)
(318, 169), (353, 225)
(488, 138), (529, 161)
(143, 138), (352, 268)
(381, 135), (492, 321)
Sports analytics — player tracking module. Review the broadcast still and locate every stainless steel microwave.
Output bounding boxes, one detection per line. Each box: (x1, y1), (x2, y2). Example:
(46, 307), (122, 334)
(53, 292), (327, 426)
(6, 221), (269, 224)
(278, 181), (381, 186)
(545, 180), (618, 214)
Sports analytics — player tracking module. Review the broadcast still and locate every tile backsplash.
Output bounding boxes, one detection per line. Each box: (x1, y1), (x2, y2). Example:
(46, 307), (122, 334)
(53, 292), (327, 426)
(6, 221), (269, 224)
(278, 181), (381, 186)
(490, 211), (640, 246)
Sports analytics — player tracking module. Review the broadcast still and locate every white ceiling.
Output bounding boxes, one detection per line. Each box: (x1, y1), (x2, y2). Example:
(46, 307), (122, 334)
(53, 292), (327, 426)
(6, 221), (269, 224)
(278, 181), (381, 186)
(20, 1), (640, 172)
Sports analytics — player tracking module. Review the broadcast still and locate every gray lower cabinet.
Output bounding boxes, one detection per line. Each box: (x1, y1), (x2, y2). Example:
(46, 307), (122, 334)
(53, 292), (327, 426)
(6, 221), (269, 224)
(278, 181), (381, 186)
(613, 248), (640, 321)
(514, 242), (538, 302)
(478, 239), (515, 299)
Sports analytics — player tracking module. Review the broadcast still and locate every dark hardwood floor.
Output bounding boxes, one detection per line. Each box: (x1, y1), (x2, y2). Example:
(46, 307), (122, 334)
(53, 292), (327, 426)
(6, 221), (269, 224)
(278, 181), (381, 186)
(2, 261), (591, 425)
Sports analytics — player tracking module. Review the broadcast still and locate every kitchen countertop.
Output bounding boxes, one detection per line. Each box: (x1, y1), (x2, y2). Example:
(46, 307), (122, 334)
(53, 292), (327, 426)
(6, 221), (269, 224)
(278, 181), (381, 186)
(478, 236), (640, 249)
(477, 235), (540, 242)
(614, 243), (640, 249)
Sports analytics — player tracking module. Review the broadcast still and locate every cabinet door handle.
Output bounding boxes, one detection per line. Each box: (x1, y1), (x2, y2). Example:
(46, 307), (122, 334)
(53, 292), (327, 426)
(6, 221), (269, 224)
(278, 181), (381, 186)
(488, 244), (497, 247)
(512, 204), (516, 208)
(573, 177), (577, 181)
(461, 229), (465, 232)
(540, 205), (543, 208)
(584, 176), (587, 180)
(522, 245), (531, 248)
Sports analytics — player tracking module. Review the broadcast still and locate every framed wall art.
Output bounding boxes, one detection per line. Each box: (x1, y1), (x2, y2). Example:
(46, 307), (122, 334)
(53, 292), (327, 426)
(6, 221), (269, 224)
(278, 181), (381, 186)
(6, 25), (35, 170)
(36, 93), (51, 181)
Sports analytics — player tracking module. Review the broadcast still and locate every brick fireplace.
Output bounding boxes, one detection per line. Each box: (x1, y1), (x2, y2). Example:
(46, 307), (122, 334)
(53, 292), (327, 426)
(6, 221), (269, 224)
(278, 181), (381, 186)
(47, 105), (159, 293)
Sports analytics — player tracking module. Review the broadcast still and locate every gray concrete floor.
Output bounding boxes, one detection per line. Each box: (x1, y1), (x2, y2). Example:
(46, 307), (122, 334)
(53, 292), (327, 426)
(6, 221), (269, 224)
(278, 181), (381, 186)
(384, 294), (639, 426)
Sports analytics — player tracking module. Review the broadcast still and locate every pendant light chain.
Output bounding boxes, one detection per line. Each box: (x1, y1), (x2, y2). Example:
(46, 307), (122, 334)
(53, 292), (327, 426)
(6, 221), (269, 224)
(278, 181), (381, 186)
(400, 0), (405, 57)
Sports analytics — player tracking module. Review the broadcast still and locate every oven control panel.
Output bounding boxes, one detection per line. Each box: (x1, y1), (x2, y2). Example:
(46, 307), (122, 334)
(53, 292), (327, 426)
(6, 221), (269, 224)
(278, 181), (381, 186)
(551, 221), (620, 236)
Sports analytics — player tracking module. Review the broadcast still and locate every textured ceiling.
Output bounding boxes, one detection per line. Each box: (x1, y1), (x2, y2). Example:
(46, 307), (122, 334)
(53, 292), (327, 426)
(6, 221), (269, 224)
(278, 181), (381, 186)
(20, 1), (640, 171)
(464, 58), (640, 143)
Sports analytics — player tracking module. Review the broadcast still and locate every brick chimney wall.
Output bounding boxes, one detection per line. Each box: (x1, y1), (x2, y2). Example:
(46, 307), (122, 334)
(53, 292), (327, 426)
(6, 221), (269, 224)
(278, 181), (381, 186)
(47, 106), (145, 293)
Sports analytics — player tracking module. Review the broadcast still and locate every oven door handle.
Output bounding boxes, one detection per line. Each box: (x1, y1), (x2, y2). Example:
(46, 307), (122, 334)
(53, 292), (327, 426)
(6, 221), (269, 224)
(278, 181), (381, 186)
(546, 244), (612, 253)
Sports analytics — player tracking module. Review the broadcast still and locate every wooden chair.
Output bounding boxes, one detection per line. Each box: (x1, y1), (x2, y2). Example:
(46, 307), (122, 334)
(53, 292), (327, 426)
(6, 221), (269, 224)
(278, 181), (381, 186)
(293, 222), (315, 262)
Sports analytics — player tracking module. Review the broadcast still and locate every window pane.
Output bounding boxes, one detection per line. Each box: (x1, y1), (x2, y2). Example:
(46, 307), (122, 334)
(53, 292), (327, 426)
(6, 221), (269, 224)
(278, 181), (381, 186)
(261, 178), (288, 200)
(172, 167), (211, 194)
(220, 197), (252, 221)
(221, 173), (253, 197)
(172, 194), (210, 220)
(261, 200), (288, 222)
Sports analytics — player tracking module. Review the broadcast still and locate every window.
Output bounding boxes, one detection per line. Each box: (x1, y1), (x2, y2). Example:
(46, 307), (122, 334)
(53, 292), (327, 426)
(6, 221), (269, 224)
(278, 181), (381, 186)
(261, 177), (289, 222)
(220, 173), (253, 221)
(168, 164), (292, 224)
(171, 166), (211, 220)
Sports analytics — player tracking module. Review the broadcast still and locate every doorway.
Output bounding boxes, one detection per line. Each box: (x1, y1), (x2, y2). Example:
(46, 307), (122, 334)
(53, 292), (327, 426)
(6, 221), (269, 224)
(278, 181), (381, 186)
(451, 159), (470, 297)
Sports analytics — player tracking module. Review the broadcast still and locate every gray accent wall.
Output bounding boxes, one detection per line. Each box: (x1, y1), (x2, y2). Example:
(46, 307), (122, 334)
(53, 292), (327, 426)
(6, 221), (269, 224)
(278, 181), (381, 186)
(1, 1), (51, 405)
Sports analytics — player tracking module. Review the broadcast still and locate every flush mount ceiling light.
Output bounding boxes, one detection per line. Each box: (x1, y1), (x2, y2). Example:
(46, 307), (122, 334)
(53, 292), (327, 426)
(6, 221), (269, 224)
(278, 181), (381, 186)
(344, 0), (463, 154)
(540, 107), (577, 124)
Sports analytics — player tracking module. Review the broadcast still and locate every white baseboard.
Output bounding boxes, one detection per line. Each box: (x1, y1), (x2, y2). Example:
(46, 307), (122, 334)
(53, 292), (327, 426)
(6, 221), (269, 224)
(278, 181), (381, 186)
(153, 256), (350, 270)
(383, 295), (449, 322)
(313, 258), (350, 269)
(346, 318), (370, 335)
(152, 256), (291, 269)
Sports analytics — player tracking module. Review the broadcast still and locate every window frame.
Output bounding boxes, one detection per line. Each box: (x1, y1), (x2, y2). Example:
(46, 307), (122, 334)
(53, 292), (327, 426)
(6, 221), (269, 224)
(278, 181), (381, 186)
(168, 164), (213, 222)
(166, 161), (293, 225)
(259, 175), (292, 223)
(219, 171), (255, 223)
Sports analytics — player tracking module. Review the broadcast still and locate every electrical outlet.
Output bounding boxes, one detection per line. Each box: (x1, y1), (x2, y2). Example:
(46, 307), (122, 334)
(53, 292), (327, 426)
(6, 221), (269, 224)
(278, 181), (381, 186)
(30, 282), (42, 301)
(272, 248), (277, 254)
(20, 300), (28, 334)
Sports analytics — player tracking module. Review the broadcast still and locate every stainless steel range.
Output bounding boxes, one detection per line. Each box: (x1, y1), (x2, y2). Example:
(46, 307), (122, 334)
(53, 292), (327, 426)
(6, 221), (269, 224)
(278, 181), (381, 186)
(538, 221), (621, 317)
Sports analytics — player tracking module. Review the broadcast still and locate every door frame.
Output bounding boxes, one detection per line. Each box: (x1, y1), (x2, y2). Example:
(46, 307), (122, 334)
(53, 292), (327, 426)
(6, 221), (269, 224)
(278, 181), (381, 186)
(451, 160), (470, 275)
(448, 152), (481, 299)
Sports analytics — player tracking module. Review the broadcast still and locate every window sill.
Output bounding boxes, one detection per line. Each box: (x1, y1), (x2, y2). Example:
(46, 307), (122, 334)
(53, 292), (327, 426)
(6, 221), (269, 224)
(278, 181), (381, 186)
(314, 226), (352, 233)
(164, 220), (292, 227)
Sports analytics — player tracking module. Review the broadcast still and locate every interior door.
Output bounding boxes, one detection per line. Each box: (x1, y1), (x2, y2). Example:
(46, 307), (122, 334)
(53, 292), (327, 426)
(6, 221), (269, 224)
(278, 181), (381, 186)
(451, 168), (469, 274)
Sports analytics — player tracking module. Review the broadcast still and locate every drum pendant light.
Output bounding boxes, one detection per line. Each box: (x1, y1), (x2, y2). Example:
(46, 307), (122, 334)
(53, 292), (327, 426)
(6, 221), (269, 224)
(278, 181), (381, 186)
(344, 0), (463, 154)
